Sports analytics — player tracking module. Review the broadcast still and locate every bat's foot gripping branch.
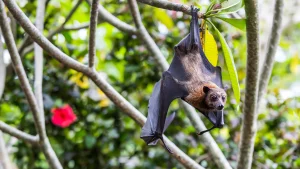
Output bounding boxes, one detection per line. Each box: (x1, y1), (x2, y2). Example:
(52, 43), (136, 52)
(154, 132), (173, 154)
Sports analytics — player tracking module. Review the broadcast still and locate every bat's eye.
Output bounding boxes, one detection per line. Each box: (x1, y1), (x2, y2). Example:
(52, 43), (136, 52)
(222, 96), (226, 101)
(211, 95), (218, 101)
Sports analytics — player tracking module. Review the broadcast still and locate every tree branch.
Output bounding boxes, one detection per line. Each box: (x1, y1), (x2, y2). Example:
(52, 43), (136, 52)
(128, 1), (232, 168)
(257, 0), (283, 105)
(0, 121), (39, 145)
(18, 0), (83, 55)
(137, 0), (204, 18)
(3, 0), (202, 168)
(34, 0), (46, 131)
(128, 0), (170, 73)
(86, 0), (137, 34)
(0, 131), (12, 169)
(88, 0), (99, 68)
(0, 31), (5, 99)
(63, 23), (90, 31)
(236, 0), (260, 168)
(0, 2), (62, 169)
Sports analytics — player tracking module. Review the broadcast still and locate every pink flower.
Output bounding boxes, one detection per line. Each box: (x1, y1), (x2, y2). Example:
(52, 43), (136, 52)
(51, 105), (77, 128)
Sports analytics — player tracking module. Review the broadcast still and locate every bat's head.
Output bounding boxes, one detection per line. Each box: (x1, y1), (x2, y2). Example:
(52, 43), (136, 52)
(203, 86), (227, 111)
(202, 86), (227, 128)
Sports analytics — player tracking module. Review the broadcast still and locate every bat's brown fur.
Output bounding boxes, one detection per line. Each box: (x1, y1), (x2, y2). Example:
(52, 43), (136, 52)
(177, 46), (227, 112)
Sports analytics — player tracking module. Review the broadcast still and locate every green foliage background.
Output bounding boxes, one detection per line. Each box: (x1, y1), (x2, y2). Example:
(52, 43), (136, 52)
(0, 0), (299, 168)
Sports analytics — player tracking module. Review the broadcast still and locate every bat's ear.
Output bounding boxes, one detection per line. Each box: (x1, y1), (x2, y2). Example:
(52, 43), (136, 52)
(223, 85), (230, 91)
(203, 86), (210, 94)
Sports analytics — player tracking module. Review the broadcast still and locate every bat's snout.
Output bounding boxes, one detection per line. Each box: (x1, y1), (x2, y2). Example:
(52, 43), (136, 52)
(217, 105), (224, 110)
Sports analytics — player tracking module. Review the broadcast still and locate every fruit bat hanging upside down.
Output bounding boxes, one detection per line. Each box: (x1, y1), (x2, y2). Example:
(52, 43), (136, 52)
(140, 6), (227, 153)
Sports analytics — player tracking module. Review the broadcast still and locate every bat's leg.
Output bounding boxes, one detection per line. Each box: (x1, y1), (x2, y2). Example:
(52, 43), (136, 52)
(187, 6), (200, 52)
(159, 135), (173, 154)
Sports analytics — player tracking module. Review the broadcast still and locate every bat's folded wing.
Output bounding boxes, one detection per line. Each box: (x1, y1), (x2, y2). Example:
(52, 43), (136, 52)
(141, 71), (188, 151)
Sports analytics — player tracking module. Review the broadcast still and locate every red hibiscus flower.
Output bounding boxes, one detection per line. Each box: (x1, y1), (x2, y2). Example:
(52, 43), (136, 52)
(51, 104), (77, 128)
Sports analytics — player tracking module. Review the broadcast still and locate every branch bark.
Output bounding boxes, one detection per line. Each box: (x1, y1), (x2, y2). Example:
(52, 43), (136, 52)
(127, 1), (232, 168)
(86, 0), (137, 34)
(34, 0), (46, 131)
(88, 0), (99, 68)
(0, 31), (5, 99)
(128, 0), (169, 70)
(2, 0), (202, 168)
(137, 0), (204, 18)
(0, 2), (62, 169)
(0, 121), (39, 145)
(0, 131), (12, 169)
(18, 0), (83, 56)
(236, 0), (260, 168)
(257, 0), (284, 105)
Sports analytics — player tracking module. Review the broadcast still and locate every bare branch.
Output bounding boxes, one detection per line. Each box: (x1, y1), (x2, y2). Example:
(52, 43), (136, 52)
(0, 121), (39, 145)
(3, 0), (202, 167)
(0, 2), (62, 169)
(63, 22), (90, 31)
(0, 131), (12, 169)
(137, 0), (204, 18)
(0, 31), (5, 99)
(34, 0), (46, 130)
(257, 0), (283, 105)
(88, 0), (99, 68)
(128, 1), (232, 168)
(86, 0), (137, 34)
(18, 0), (83, 55)
(236, 0), (260, 168)
(47, 0), (83, 38)
(128, 0), (169, 70)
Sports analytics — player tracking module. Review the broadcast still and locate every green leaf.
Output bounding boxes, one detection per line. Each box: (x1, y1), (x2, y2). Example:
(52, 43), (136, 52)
(207, 20), (240, 104)
(202, 25), (219, 66)
(220, 0), (244, 14)
(154, 8), (174, 29)
(217, 17), (246, 31)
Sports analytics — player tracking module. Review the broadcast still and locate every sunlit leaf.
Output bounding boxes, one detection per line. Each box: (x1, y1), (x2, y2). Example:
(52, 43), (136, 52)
(202, 25), (219, 66)
(154, 8), (174, 29)
(217, 17), (246, 31)
(290, 53), (299, 74)
(208, 20), (240, 104)
(70, 72), (89, 89)
(97, 89), (110, 107)
(220, 0), (244, 13)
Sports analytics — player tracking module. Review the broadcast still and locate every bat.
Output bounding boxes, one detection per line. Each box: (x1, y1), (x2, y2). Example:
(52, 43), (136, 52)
(140, 6), (227, 153)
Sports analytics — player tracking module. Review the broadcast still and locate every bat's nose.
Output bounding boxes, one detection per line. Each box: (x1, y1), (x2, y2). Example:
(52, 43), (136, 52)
(217, 105), (224, 110)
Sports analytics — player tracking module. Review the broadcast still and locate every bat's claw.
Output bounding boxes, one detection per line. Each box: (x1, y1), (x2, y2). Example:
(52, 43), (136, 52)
(160, 136), (173, 154)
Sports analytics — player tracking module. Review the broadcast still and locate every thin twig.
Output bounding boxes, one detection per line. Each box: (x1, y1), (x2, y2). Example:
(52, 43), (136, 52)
(0, 121), (39, 145)
(127, 1), (232, 168)
(128, 0), (169, 70)
(18, 0), (83, 55)
(63, 22), (90, 31)
(86, 0), (137, 34)
(88, 0), (99, 68)
(0, 131), (12, 169)
(34, 0), (46, 130)
(236, 0), (260, 168)
(0, 31), (5, 99)
(0, 2), (62, 169)
(257, 0), (283, 105)
(3, 0), (202, 168)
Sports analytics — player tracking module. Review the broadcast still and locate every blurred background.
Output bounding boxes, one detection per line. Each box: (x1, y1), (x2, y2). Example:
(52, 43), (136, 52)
(0, 0), (299, 168)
